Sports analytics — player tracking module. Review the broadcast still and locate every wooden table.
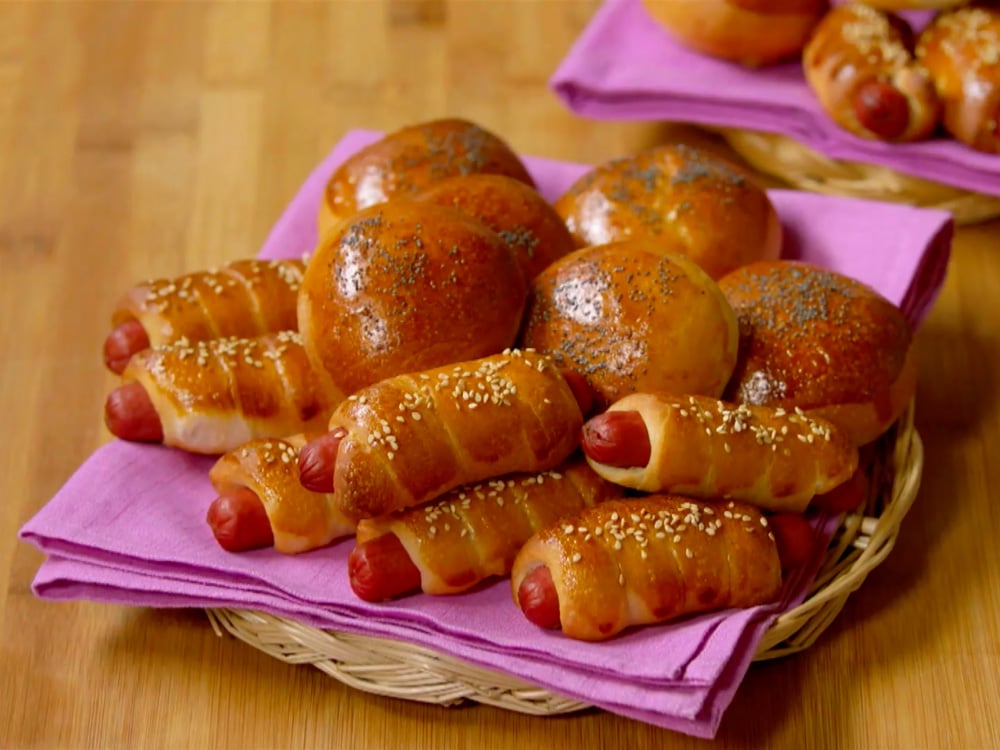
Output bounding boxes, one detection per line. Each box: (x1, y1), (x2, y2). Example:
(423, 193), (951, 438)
(2, 2), (998, 748)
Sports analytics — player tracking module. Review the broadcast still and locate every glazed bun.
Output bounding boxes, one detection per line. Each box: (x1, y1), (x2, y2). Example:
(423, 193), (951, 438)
(299, 200), (528, 396)
(718, 260), (916, 446)
(519, 239), (739, 408)
(413, 174), (576, 280)
(639, 0), (830, 68)
(318, 119), (535, 238)
(554, 144), (782, 280)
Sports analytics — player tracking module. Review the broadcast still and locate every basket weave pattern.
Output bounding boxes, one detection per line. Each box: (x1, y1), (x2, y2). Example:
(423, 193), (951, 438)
(207, 402), (923, 715)
(719, 129), (1000, 225)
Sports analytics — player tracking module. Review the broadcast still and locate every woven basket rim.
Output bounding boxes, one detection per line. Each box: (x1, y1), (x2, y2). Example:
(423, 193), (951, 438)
(206, 401), (923, 716)
(717, 128), (1000, 225)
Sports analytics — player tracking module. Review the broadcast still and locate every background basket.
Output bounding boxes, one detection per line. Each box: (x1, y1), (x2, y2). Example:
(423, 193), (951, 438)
(206, 402), (923, 716)
(718, 128), (1000, 225)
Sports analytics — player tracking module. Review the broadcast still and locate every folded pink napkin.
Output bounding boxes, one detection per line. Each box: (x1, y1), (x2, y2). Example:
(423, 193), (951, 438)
(550, 0), (1000, 197)
(19, 129), (952, 738)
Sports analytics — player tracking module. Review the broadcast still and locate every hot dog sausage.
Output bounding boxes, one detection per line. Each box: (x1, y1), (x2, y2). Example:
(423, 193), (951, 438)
(515, 509), (817, 627)
(580, 410), (651, 468)
(206, 487), (275, 551)
(297, 368), (595, 494)
(296, 427), (347, 493)
(853, 80), (911, 141)
(104, 382), (164, 442)
(347, 533), (422, 602)
(812, 468), (867, 513)
(516, 566), (561, 630)
(103, 320), (151, 375)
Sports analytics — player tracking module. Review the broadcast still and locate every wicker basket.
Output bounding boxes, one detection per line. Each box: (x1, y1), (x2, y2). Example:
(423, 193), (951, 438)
(206, 401), (923, 716)
(717, 129), (1000, 225)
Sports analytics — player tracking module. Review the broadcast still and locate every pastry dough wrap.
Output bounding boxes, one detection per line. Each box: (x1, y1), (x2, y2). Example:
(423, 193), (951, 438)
(354, 458), (624, 596)
(121, 331), (342, 454)
(209, 435), (356, 554)
(585, 393), (858, 513)
(110, 259), (305, 347)
(510, 495), (783, 642)
(326, 349), (586, 520)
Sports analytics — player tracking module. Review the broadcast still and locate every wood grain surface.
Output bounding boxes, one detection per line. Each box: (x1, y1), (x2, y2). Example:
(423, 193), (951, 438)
(2, 2), (998, 748)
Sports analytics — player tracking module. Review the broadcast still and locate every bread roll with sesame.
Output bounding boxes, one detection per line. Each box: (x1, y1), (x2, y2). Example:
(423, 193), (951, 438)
(103, 259), (306, 374)
(553, 144), (782, 280)
(413, 174), (576, 281)
(298, 200), (529, 398)
(104, 332), (342, 455)
(917, 5), (1000, 154)
(511, 496), (784, 642)
(207, 434), (356, 554)
(299, 350), (589, 522)
(318, 119), (535, 238)
(718, 260), (917, 446)
(803, 4), (941, 142)
(518, 240), (740, 409)
(581, 393), (858, 513)
(639, 0), (829, 68)
(348, 457), (624, 601)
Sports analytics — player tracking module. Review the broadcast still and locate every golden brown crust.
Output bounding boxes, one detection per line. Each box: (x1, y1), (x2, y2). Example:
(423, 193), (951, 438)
(298, 200), (528, 397)
(587, 393), (859, 513)
(803, 4), (941, 142)
(317, 119), (535, 237)
(519, 240), (739, 408)
(553, 144), (782, 280)
(640, 0), (829, 67)
(123, 331), (341, 454)
(110, 259), (305, 347)
(355, 457), (624, 595)
(413, 174), (575, 280)
(209, 434), (355, 554)
(718, 260), (916, 445)
(328, 349), (585, 520)
(918, 5), (1000, 154)
(510, 495), (783, 642)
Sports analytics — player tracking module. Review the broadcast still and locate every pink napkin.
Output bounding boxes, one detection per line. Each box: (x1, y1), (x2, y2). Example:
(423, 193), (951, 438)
(19, 129), (952, 738)
(550, 0), (1000, 197)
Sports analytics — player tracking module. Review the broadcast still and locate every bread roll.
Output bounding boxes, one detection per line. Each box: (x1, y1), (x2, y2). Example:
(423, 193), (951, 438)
(718, 260), (916, 445)
(318, 118), (534, 237)
(298, 200), (528, 397)
(413, 174), (576, 280)
(519, 240), (739, 408)
(917, 5), (1000, 154)
(640, 0), (829, 67)
(553, 144), (782, 280)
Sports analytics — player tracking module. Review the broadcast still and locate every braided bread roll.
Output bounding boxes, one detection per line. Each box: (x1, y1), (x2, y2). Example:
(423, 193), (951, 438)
(350, 457), (624, 600)
(208, 435), (356, 554)
(582, 393), (858, 513)
(105, 259), (305, 373)
(107, 331), (341, 454)
(511, 496), (783, 642)
(315, 349), (588, 521)
(918, 5), (1000, 154)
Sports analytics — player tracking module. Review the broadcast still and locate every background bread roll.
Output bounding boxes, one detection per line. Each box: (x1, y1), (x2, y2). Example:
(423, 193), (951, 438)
(639, 0), (829, 67)
(519, 239), (739, 407)
(554, 143), (782, 280)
